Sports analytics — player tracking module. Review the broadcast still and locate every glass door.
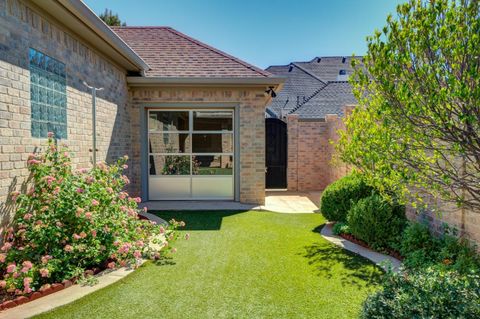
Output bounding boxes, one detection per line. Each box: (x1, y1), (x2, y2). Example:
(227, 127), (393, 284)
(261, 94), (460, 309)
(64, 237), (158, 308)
(148, 109), (234, 200)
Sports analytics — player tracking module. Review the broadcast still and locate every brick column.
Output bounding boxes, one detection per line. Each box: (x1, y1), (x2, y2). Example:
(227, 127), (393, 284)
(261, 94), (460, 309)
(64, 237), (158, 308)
(286, 114), (299, 191)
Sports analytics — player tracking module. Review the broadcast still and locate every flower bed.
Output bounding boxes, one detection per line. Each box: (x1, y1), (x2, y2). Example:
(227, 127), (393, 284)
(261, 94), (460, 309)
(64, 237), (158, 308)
(338, 232), (404, 261)
(0, 134), (185, 308)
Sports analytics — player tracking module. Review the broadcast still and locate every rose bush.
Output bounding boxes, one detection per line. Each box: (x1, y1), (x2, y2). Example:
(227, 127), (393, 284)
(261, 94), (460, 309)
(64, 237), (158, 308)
(0, 133), (185, 296)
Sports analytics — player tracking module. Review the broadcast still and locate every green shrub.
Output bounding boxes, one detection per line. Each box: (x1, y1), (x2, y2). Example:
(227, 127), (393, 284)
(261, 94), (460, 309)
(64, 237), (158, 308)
(399, 222), (439, 268)
(400, 222), (480, 273)
(360, 268), (480, 319)
(332, 222), (351, 236)
(347, 194), (406, 250)
(320, 172), (374, 222)
(0, 134), (184, 296)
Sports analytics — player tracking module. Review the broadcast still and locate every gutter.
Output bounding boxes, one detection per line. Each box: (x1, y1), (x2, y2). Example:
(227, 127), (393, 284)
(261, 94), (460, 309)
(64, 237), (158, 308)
(47, 0), (150, 71)
(127, 76), (286, 87)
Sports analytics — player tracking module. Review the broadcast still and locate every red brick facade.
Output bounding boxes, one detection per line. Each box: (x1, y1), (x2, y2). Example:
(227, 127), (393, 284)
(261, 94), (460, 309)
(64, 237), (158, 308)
(286, 106), (352, 192)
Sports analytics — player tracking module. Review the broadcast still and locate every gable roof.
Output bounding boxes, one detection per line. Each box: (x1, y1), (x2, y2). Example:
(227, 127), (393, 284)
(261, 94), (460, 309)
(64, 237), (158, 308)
(290, 81), (356, 119)
(112, 26), (272, 78)
(266, 56), (361, 119)
(265, 64), (325, 116)
(296, 56), (361, 82)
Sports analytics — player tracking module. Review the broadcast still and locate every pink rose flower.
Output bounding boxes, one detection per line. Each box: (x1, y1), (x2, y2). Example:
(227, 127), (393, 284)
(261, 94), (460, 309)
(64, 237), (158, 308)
(47, 132), (54, 138)
(21, 261), (33, 273)
(80, 232), (87, 239)
(76, 188), (84, 193)
(73, 234), (81, 240)
(106, 187), (113, 194)
(23, 213), (33, 220)
(0, 253), (6, 263)
(56, 221), (63, 227)
(6, 263), (16, 273)
(91, 230), (97, 237)
(0, 280), (6, 288)
(1, 242), (12, 252)
(64, 245), (73, 252)
(39, 268), (49, 278)
(41, 255), (52, 264)
(107, 262), (116, 269)
(122, 164), (128, 169)
(91, 199), (99, 206)
(85, 212), (93, 220)
(133, 250), (142, 259)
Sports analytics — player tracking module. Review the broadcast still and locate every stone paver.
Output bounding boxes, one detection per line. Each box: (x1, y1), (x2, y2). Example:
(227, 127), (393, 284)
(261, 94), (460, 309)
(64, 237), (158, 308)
(140, 191), (321, 213)
(321, 222), (402, 272)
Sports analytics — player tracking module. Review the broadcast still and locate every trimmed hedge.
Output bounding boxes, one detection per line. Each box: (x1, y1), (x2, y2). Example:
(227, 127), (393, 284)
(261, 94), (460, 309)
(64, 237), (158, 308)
(347, 194), (406, 250)
(320, 172), (374, 222)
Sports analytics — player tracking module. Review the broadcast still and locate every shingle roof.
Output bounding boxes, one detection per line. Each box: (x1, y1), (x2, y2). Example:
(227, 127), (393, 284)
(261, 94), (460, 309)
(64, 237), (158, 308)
(266, 56), (361, 119)
(290, 81), (356, 119)
(111, 26), (272, 78)
(265, 64), (325, 116)
(297, 56), (361, 82)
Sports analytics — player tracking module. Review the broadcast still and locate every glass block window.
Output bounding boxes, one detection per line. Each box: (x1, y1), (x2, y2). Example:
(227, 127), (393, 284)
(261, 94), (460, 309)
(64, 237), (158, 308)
(29, 48), (67, 139)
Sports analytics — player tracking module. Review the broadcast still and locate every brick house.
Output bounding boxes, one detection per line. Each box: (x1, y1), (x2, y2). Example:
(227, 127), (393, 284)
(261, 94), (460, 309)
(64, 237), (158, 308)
(0, 0), (284, 223)
(265, 57), (359, 191)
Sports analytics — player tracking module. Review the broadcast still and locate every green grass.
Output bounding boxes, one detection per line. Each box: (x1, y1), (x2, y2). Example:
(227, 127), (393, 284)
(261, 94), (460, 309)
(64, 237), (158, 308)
(35, 211), (382, 319)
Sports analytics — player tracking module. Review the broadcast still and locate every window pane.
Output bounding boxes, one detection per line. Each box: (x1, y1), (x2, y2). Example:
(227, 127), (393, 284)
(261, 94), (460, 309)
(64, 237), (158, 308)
(149, 133), (190, 153)
(193, 111), (232, 131)
(192, 155), (233, 175)
(192, 133), (233, 153)
(149, 111), (189, 131)
(149, 155), (190, 175)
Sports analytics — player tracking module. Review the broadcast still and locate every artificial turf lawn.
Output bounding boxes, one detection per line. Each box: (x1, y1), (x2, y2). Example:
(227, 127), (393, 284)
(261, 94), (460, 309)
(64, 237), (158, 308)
(35, 211), (382, 319)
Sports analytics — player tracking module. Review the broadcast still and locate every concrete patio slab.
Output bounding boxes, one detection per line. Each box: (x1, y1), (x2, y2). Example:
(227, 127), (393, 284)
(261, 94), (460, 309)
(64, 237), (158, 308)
(321, 222), (402, 272)
(139, 191), (321, 213)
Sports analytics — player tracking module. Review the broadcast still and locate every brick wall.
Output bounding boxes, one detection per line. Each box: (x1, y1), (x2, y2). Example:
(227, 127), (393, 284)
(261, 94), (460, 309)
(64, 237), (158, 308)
(0, 0), (131, 225)
(129, 87), (269, 205)
(286, 107), (351, 192)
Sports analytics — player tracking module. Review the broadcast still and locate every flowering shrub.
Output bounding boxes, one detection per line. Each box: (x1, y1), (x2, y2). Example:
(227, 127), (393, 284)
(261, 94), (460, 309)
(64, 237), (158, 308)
(1, 134), (185, 296)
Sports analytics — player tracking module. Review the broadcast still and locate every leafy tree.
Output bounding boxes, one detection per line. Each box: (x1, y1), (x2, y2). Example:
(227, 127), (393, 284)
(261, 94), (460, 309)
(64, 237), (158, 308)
(337, 0), (480, 210)
(99, 9), (126, 26)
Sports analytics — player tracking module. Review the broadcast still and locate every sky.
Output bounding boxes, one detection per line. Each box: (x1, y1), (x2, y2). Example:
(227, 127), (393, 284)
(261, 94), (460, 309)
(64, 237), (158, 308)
(84, 0), (404, 69)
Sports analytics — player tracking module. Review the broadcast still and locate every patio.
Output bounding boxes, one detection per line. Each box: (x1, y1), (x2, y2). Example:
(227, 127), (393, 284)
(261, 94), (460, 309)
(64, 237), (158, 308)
(139, 191), (322, 213)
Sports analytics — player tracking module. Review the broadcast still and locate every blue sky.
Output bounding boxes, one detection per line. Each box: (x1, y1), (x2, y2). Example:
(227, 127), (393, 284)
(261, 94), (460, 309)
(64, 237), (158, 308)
(84, 0), (404, 69)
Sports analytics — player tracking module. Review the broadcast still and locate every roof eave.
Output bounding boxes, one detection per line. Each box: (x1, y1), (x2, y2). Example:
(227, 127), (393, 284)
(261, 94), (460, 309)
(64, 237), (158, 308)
(126, 76), (285, 88)
(31, 0), (149, 72)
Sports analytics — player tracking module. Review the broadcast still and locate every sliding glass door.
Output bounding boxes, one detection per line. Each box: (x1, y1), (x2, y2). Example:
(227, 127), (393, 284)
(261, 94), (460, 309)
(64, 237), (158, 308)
(148, 109), (234, 200)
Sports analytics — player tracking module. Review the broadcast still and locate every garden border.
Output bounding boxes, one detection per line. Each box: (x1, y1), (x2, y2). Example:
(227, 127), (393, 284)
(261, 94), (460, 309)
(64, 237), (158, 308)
(0, 212), (166, 318)
(320, 222), (402, 272)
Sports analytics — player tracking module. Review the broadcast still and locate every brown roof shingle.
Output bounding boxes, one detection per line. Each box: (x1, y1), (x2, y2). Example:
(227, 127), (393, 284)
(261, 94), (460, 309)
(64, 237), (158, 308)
(111, 26), (272, 78)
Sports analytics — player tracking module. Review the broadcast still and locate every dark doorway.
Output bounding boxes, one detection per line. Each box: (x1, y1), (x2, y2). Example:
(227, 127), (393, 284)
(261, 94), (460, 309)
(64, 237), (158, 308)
(265, 118), (287, 189)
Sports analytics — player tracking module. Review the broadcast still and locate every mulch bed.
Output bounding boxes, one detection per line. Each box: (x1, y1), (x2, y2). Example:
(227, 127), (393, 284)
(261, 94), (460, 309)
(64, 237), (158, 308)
(339, 233), (404, 261)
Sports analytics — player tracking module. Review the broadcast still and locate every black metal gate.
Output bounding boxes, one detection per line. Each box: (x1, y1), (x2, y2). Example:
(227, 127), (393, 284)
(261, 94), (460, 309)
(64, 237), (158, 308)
(265, 118), (287, 189)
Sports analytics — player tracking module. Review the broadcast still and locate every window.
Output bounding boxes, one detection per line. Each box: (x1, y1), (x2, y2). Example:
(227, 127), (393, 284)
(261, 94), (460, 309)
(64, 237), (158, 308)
(148, 110), (234, 176)
(29, 48), (67, 139)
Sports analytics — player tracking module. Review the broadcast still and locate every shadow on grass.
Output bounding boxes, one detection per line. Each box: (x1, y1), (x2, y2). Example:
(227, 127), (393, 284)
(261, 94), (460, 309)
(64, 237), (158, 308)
(150, 210), (247, 231)
(301, 224), (383, 288)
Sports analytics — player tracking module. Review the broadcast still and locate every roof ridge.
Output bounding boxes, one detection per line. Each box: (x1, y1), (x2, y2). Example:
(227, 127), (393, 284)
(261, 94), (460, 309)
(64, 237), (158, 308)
(287, 82), (329, 115)
(163, 28), (272, 78)
(110, 26), (172, 29)
(291, 63), (326, 84)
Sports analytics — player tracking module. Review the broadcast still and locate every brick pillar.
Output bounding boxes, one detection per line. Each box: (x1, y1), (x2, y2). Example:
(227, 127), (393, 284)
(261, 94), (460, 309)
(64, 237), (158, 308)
(286, 114), (299, 191)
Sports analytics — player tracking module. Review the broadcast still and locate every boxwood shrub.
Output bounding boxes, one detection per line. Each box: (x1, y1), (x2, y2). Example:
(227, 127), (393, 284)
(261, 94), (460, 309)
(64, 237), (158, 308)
(320, 172), (373, 222)
(360, 267), (480, 319)
(347, 193), (406, 250)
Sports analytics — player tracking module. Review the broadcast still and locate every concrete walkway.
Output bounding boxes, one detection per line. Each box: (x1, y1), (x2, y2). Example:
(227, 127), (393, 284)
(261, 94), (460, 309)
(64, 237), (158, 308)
(321, 222), (402, 272)
(140, 191), (321, 213)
